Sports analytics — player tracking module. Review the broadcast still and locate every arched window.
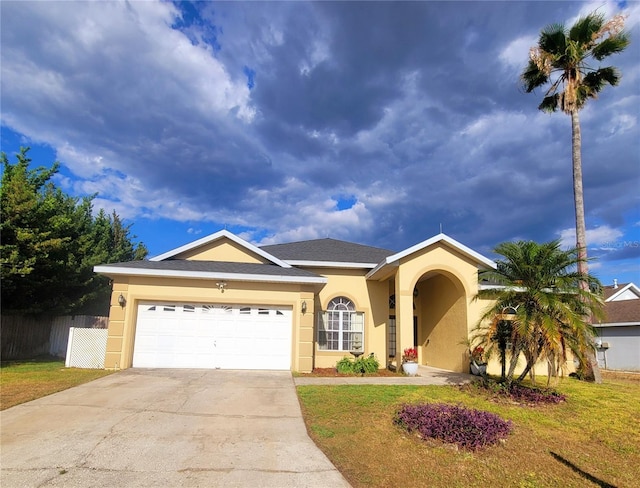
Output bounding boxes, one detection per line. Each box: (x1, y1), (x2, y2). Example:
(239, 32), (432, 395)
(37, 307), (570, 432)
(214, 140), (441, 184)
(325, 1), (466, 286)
(317, 297), (364, 351)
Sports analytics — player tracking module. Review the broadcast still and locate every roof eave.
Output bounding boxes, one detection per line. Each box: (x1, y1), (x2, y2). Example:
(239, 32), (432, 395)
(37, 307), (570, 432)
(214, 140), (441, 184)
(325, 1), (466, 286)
(93, 265), (327, 285)
(594, 321), (640, 327)
(287, 260), (378, 269)
(365, 259), (399, 280)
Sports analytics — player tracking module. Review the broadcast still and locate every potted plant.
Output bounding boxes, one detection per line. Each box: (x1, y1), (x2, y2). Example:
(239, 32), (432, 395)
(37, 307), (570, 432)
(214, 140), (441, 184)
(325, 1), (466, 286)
(470, 345), (487, 376)
(401, 347), (419, 376)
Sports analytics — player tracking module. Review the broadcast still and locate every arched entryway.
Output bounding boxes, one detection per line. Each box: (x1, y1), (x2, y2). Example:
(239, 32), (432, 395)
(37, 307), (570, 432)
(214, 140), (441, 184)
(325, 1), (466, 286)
(414, 271), (468, 372)
(374, 234), (492, 373)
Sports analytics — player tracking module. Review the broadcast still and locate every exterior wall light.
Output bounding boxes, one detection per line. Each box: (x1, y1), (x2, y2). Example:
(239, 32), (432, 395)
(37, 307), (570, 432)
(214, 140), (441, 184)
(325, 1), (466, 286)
(118, 293), (126, 307)
(498, 305), (518, 321)
(301, 300), (307, 314)
(216, 281), (227, 293)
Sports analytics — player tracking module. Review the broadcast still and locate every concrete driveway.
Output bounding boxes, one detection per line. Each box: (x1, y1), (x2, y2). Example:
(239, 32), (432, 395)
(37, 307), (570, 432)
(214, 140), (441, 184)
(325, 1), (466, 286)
(1, 369), (351, 487)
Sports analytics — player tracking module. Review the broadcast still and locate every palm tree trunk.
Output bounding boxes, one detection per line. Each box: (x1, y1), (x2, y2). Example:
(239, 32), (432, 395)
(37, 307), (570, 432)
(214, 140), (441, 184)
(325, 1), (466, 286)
(571, 109), (602, 384)
(571, 110), (588, 277)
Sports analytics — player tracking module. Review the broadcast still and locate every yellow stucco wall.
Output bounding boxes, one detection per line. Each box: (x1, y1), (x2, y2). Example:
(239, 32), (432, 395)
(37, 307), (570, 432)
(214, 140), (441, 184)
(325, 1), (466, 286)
(172, 239), (268, 263)
(306, 267), (389, 368)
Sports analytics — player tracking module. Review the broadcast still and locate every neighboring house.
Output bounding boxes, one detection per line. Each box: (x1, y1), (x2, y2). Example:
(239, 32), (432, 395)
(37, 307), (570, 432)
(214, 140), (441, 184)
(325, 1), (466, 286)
(94, 230), (496, 373)
(594, 281), (640, 372)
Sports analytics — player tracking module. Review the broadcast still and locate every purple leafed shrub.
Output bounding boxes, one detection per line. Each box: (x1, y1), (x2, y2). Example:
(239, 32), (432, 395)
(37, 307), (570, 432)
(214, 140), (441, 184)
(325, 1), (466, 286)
(394, 403), (512, 450)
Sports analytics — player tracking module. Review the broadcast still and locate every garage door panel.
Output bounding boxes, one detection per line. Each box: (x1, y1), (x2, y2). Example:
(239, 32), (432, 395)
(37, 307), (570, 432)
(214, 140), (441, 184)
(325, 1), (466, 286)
(133, 303), (292, 370)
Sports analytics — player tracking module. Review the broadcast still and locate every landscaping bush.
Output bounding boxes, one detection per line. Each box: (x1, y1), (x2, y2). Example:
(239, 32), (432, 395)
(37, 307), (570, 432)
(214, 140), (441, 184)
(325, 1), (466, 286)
(393, 403), (512, 450)
(335, 354), (380, 374)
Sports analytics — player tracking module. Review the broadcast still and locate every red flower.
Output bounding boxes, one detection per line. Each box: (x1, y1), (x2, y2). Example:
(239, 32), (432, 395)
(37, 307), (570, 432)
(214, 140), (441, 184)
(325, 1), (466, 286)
(471, 346), (485, 363)
(403, 347), (418, 362)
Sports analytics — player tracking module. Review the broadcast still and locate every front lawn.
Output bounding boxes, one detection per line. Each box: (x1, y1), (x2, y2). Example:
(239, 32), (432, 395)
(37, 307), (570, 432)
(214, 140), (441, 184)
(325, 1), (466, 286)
(297, 373), (640, 488)
(0, 356), (113, 410)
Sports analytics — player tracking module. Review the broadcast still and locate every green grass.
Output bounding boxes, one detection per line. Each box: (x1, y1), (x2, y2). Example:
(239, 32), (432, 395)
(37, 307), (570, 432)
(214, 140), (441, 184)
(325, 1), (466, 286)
(1, 356), (113, 410)
(297, 374), (640, 488)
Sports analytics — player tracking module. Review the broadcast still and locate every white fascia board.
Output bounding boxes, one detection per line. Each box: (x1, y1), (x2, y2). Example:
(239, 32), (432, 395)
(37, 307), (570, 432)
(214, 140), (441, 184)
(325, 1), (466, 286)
(478, 284), (568, 293)
(594, 322), (640, 328)
(93, 265), (327, 285)
(286, 260), (379, 269)
(477, 284), (506, 291)
(388, 233), (496, 269)
(150, 229), (291, 268)
(606, 282), (640, 302)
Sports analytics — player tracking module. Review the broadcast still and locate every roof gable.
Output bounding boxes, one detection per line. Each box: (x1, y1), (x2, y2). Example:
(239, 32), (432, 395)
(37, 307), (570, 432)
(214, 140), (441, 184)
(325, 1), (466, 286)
(596, 282), (640, 326)
(366, 233), (495, 280)
(150, 230), (290, 268)
(605, 282), (640, 302)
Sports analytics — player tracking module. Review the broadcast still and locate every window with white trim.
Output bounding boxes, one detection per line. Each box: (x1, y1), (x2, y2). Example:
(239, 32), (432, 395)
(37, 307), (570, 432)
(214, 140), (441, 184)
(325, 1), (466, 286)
(317, 297), (364, 351)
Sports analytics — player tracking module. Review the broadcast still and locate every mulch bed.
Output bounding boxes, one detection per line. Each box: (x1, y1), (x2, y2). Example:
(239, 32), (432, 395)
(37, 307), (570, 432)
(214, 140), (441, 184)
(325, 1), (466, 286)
(300, 367), (403, 377)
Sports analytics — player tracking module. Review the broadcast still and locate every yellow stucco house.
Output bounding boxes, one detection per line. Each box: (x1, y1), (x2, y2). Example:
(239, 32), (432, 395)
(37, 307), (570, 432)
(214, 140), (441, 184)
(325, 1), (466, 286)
(94, 229), (497, 373)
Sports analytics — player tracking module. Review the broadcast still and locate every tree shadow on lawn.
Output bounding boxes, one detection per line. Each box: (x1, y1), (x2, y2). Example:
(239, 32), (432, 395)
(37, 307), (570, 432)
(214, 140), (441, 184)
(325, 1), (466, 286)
(550, 452), (616, 488)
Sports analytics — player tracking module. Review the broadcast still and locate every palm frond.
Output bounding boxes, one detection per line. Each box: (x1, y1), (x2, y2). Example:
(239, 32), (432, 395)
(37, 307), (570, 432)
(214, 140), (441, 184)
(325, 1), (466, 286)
(538, 94), (559, 113)
(521, 60), (549, 92)
(592, 33), (631, 60)
(539, 23), (567, 55)
(569, 13), (604, 44)
(584, 67), (621, 89)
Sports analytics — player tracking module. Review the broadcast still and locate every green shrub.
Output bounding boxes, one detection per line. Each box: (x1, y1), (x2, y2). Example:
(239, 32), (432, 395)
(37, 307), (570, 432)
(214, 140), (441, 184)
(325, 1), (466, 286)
(336, 357), (354, 374)
(335, 354), (380, 374)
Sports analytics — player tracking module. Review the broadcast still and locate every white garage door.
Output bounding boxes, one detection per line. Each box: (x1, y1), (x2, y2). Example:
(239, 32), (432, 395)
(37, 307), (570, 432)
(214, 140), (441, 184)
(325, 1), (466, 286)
(133, 302), (292, 370)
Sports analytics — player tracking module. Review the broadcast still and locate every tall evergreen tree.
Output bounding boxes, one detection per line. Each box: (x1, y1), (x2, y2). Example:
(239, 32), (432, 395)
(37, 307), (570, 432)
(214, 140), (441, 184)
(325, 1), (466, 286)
(1, 148), (147, 315)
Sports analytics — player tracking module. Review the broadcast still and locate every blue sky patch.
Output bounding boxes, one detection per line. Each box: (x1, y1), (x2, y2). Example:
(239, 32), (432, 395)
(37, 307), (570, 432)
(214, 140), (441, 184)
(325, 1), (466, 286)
(243, 66), (256, 90)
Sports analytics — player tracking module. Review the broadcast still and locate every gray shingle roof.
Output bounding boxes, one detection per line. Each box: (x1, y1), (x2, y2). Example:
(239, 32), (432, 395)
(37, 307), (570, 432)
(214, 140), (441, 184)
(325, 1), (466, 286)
(600, 284), (640, 324)
(98, 259), (322, 279)
(261, 238), (394, 264)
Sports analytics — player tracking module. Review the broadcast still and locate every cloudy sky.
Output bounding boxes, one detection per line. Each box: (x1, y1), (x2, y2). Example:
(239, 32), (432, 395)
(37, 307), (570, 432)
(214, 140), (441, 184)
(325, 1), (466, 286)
(1, 0), (639, 285)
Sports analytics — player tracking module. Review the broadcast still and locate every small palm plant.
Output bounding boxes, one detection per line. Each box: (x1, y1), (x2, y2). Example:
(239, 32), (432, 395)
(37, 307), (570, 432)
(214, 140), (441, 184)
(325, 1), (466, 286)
(474, 240), (604, 385)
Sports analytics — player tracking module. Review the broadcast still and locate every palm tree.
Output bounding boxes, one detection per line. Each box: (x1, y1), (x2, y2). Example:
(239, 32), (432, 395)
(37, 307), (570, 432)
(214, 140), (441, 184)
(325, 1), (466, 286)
(474, 240), (604, 386)
(520, 11), (629, 382)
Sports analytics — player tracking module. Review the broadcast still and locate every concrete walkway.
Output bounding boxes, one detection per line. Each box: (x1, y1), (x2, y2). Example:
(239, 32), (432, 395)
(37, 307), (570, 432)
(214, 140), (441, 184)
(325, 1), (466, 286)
(1, 369), (351, 488)
(294, 365), (475, 386)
